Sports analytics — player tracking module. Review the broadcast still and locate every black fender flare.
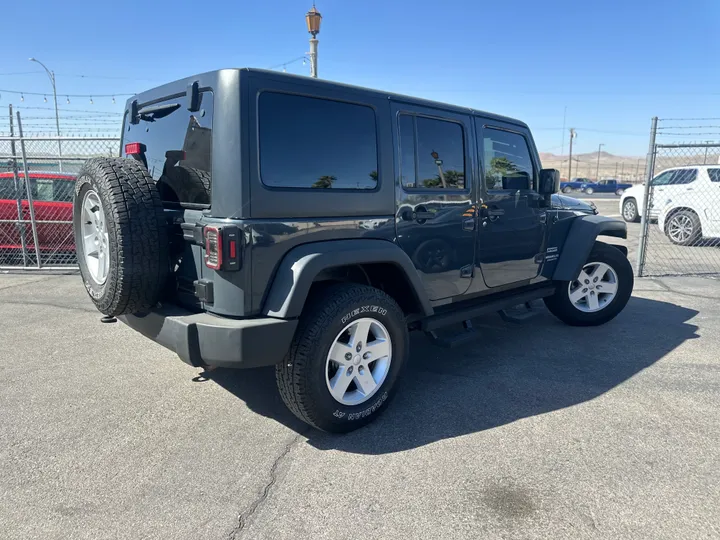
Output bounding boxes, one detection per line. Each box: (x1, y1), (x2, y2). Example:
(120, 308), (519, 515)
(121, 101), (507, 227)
(262, 239), (434, 319)
(549, 215), (627, 282)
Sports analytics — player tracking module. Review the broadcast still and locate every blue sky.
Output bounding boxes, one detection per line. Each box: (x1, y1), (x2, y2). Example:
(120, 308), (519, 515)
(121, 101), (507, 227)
(2, 0), (719, 156)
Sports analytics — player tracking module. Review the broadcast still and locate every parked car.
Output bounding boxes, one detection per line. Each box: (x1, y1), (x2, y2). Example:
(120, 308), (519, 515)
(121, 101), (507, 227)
(656, 166), (720, 245)
(560, 178), (591, 193)
(619, 166), (703, 223)
(0, 172), (76, 264)
(580, 179), (633, 196)
(72, 69), (632, 432)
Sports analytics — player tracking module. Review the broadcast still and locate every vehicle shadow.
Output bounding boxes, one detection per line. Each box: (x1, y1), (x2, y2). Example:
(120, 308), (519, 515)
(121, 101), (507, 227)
(207, 296), (699, 454)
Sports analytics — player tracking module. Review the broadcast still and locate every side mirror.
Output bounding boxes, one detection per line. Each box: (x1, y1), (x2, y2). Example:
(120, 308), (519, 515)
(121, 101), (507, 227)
(539, 168), (560, 195)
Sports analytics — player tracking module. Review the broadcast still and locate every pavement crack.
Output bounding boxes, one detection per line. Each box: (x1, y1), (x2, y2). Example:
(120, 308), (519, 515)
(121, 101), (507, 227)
(228, 432), (305, 540)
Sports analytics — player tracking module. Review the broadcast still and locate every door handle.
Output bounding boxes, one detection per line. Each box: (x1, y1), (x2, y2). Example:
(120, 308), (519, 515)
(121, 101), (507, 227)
(487, 209), (505, 217)
(462, 218), (475, 231)
(539, 212), (547, 224)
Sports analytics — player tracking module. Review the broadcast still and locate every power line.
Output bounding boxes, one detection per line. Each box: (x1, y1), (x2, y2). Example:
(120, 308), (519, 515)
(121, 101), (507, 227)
(267, 56), (309, 71)
(0, 88), (133, 97)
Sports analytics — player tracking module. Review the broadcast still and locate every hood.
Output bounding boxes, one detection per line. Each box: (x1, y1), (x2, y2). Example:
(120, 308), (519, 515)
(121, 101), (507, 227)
(551, 194), (597, 214)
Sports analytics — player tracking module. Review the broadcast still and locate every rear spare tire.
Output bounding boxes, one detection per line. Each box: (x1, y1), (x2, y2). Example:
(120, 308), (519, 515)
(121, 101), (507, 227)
(73, 157), (169, 316)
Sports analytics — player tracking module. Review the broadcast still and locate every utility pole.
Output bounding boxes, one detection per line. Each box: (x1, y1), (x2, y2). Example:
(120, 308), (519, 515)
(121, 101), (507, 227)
(615, 162), (619, 177)
(620, 162), (624, 181)
(635, 158), (642, 181)
(305, 4), (322, 78)
(568, 128), (576, 180)
(29, 57), (62, 171)
(595, 143), (605, 181)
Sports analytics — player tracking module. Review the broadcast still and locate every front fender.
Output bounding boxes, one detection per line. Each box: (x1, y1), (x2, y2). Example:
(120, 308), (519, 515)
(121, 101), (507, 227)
(543, 215), (627, 281)
(262, 239), (434, 319)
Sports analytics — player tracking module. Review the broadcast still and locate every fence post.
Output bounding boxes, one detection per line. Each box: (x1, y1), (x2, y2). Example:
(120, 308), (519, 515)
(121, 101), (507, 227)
(16, 112), (43, 268)
(636, 116), (658, 277)
(8, 105), (30, 267)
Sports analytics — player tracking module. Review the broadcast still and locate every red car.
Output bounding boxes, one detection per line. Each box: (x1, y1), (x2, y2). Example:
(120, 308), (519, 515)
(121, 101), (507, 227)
(0, 172), (76, 265)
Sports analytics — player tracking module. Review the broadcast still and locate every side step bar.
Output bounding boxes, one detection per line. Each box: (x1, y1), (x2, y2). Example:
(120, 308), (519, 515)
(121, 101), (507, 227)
(420, 285), (556, 332)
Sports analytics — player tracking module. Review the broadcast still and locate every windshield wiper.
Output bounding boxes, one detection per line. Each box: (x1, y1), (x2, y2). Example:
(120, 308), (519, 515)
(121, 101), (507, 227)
(138, 102), (181, 122)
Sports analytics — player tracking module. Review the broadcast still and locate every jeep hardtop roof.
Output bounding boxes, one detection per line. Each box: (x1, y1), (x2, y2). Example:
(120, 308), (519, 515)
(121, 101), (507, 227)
(125, 68), (529, 130)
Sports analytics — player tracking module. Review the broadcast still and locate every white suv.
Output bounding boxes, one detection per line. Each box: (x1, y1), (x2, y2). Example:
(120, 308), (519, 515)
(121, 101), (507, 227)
(657, 167), (720, 245)
(619, 166), (713, 224)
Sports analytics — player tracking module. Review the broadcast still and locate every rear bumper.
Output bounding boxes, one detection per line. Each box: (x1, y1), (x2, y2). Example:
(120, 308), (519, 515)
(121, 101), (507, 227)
(119, 304), (298, 369)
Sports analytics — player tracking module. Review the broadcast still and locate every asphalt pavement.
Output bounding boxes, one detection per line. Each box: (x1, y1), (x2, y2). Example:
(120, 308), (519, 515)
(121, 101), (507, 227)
(2, 270), (720, 540)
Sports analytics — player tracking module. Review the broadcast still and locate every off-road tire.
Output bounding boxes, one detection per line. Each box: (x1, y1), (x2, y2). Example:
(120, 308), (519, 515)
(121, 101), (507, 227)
(276, 283), (409, 433)
(73, 157), (169, 316)
(544, 242), (633, 326)
(665, 209), (702, 246)
(622, 198), (640, 223)
(157, 166), (211, 205)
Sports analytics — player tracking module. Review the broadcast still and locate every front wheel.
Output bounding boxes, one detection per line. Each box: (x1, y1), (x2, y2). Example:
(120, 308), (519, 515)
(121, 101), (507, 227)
(276, 283), (409, 432)
(584, 187), (594, 195)
(622, 198), (640, 223)
(562, 186), (572, 193)
(544, 242), (633, 326)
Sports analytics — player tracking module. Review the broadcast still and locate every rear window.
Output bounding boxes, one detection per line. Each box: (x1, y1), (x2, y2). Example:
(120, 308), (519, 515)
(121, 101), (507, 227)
(258, 92), (378, 190)
(124, 92), (213, 206)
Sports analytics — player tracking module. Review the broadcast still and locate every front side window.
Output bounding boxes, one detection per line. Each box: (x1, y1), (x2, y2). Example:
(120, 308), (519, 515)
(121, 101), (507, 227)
(708, 169), (720, 183)
(483, 128), (535, 191)
(669, 169), (697, 185)
(259, 93), (378, 190)
(399, 114), (465, 189)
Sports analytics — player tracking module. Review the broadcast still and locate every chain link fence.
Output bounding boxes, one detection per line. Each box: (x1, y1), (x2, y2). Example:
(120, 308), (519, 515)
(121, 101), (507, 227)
(636, 117), (720, 277)
(0, 122), (120, 268)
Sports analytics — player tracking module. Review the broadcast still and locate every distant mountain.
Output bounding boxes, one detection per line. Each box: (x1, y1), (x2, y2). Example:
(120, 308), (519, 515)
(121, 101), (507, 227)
(540, 149), (720, 182)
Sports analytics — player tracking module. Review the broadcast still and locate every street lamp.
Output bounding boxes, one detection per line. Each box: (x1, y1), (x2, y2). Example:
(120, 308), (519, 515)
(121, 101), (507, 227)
(595, 143), (604, 181)
(29, 57), (62, 171)
(305, 4), (322, 78)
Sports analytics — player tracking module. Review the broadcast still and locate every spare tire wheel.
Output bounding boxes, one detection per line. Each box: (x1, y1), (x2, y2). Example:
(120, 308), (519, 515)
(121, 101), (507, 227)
(73, 157), (169, 316)
(157, 166), (211, 205)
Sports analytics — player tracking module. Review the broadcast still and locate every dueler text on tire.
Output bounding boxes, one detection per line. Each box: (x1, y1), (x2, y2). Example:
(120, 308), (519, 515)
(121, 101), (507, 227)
(276, 283), (409, 433)
(73, 158), (169, 317)
(544, 242), (633, 326)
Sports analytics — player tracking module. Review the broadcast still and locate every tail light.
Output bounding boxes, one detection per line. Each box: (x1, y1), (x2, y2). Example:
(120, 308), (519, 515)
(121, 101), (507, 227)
(124, 142), (146, 155)
(204, 225), (241, 271)
(205, 226), (222, 270)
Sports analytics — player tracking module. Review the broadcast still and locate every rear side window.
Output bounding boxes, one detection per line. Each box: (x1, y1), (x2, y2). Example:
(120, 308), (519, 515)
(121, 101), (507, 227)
(483, 128), (535, 191)
(259, 92), (378, 190)
(398, 114), (466, 189)
(0, 176), (74, 202)
(709, 169), (720, 182)
(124, 92), (213, 206)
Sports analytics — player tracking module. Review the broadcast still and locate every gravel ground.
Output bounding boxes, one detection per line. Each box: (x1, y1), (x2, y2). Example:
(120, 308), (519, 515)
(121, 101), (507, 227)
(1, 273), (719, 540)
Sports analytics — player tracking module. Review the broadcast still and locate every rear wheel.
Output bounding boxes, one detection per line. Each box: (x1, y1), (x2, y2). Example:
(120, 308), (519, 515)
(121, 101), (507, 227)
(622, 198), (640, 223)
(545, 242), (633, 326)
(665, 210), (702, 246)
(562, 186), (572, 193)
(615, 188), (625, 196)
(276, 283), (408, 432)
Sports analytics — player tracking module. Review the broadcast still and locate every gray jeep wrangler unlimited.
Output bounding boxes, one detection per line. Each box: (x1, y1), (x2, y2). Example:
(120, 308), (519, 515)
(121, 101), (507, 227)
(73, 69), (632, 432)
